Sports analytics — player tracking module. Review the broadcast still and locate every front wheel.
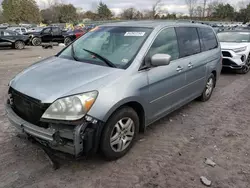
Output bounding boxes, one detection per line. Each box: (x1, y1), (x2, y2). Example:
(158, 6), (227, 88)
(100, 107), (139, 160)
(14, 41), (25, 50)
(238, 54), (250, 74)
(199, 74), (215, 102)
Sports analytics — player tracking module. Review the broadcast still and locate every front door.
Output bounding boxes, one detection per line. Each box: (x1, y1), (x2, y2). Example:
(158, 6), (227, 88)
(0, 30), (14, 47)
(41, 27), (52, 42)
(51, 27), (64, 43)
(146, 27), (186, 123)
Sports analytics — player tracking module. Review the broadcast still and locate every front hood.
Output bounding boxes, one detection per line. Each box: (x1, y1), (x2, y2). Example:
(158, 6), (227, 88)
(10, 57), (123, 103)
(220, 42), (249, 50)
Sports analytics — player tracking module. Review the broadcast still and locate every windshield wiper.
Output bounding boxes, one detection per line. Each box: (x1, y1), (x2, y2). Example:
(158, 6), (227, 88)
(83, 48), (116, 68)
(71, 44), (79, 61)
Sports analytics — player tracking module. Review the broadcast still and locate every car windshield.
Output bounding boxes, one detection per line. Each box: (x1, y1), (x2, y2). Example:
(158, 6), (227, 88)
(217, 32), (250, 42)
(58, 26), (152, 69)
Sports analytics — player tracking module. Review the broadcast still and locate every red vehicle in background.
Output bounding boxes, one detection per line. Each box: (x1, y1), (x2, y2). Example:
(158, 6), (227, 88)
(64, 28), (87, 45)
(74, 29), (87, 39)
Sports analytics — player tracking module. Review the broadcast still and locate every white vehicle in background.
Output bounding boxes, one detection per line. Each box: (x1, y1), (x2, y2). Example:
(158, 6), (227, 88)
(7, 27), (27, 35)
(217, 30), (250, 74)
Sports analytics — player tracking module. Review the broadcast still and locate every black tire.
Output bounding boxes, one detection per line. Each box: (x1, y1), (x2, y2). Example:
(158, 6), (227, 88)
(238, 54), (250, 74)
(100, 107), (139, 160)
(31, 37), (41, 46)
(199, 73), (215, 102)
(64, 37), (72, 46)
(14, 41), (25, 50)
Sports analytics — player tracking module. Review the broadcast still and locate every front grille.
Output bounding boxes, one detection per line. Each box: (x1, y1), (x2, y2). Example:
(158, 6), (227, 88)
(9, 88), (50, 127)
(222, 51), (232, 57)
(222, 59), (237, 66)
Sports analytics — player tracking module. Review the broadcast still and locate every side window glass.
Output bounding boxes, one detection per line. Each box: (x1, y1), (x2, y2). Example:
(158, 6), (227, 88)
(52, 28), (60, 35)
(198, 28), (218, 51)
(43, 28), (51, 34)
(175, 27), (201, 57)
(148, 28), (179, 61)
(21, 28), (26, 32)
(4, 31), (10, 36)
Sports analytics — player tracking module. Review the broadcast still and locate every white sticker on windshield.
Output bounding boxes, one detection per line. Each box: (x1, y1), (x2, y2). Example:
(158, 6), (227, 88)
(124, 32), (145, 36)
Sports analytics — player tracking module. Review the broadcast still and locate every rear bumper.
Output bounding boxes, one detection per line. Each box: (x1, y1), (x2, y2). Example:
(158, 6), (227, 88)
(5, 103), (104, 157)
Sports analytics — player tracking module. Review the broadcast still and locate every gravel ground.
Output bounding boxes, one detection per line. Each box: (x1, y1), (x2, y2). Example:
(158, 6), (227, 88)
(1, 46), (250, 188)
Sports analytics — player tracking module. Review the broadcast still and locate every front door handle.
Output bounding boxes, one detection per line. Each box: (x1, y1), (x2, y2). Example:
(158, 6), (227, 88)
(188, 62), (193, 68)
(176, 66), (183, 72)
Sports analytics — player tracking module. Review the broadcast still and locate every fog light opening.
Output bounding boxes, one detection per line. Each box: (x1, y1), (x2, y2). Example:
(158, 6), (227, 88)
(241, 55), (246, 62)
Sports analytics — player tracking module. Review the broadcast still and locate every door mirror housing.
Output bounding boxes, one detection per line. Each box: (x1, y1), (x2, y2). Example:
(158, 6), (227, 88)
(151, 54), (171, 67)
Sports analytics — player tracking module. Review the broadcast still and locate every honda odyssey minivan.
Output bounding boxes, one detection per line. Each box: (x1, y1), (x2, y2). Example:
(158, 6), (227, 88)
(6, 21), (222, 160)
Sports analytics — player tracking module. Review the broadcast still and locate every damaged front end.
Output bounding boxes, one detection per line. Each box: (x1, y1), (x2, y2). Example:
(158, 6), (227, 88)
(5, 88), (104, 157)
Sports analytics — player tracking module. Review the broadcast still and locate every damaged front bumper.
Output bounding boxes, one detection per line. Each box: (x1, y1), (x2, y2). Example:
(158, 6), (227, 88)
(5, 103), (104, 157)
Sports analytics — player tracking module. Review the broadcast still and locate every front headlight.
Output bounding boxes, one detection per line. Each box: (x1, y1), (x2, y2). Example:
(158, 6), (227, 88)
(233, 46), (247, 53)
(41, 91), (98, 121)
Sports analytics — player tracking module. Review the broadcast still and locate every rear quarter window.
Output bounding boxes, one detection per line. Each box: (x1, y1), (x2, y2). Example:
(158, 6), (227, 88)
(175, 27), (201, 57)
(198, 28), (218, 51)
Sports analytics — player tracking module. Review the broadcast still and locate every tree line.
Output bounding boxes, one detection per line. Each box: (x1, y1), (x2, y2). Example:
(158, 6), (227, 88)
(0, 0), (249, 24)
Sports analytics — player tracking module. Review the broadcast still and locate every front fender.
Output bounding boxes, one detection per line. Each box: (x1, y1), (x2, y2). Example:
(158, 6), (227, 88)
(88, 96), (148, 123)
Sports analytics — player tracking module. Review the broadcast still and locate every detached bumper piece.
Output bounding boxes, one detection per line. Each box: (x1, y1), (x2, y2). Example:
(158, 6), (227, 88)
(5, 103), (104, 158)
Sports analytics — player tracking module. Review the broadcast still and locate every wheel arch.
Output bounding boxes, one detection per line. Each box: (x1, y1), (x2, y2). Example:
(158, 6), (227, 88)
(102, 99), (146, 133)
(211, 70), (217, 87)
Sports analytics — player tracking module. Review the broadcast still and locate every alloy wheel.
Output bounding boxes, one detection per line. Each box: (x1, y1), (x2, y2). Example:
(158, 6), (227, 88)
(110, 117), (135, 152)
(15, 41), (24, 50)
(205, 78), (214, 97)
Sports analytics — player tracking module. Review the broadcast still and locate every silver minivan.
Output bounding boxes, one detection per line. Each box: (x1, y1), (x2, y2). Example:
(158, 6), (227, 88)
(6, 21), (222, 160)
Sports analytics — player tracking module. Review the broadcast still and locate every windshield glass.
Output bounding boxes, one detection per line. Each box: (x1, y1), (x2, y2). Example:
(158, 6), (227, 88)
(58, 26), (152, 69)
(217, 32), (250, 42)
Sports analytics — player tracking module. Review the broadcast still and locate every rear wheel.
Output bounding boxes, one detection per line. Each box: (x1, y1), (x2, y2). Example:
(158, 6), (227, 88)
(14, 41), (25, 50)
(31, 37), (41, 46)
(100, 107), (139, 160)
(199, 74), (215, 102)
(64, 37), (72, 46)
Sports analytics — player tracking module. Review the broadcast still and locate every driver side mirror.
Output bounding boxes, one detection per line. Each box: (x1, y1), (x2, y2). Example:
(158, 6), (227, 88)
(151, 54), (171, 67)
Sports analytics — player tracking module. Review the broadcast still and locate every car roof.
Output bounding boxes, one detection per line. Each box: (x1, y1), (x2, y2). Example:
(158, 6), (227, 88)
(101, 20), (212, 29)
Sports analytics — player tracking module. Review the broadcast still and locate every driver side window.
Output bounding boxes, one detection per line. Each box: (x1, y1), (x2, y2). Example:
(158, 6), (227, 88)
(148, 28), (179, 61)
(43, 28), (51, 34)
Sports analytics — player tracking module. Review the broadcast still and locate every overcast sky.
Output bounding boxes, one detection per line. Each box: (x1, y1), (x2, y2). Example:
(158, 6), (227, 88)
(28, 0), (248, 15)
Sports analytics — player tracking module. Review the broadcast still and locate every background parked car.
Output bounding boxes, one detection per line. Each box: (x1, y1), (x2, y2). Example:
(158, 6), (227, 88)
(218, 30), (250, 74)
(24, 26), (79, 46)
(0, 30), (29, 49)
(7, 27), (27, 35)
(64, 28), (87, 45)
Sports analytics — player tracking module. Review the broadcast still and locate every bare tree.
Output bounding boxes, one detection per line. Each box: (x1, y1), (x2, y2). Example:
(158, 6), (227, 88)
(202, 0), (207, 17)
(152, 0), (162, 19)
(185, 0), (198, 18)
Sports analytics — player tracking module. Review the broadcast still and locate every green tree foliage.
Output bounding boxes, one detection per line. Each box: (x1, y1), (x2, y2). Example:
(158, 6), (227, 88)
(57, 4), (77, 23)
(97, 2), (112, 20)
(41, 4), (77, 24)
(2, 0), (40, 23)
(213, 3), (235, 20)
(82, 11), (99, 20)
(236, 3), (250, 22)
(121, 8), (143, 20)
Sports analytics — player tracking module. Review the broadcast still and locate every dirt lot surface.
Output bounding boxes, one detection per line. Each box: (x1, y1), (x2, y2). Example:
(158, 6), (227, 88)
(1, 46), (250, 188)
